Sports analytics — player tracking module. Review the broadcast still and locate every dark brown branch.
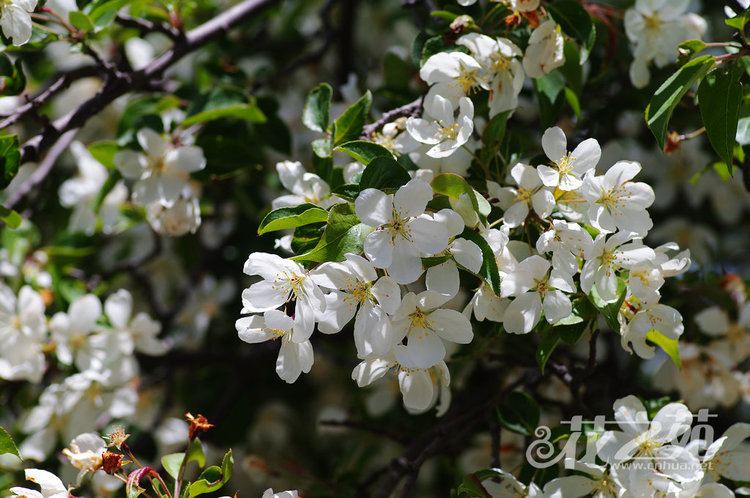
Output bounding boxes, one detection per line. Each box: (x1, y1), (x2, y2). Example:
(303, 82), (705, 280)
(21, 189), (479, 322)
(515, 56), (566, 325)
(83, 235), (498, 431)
(361, 97), (422, 138)
(5, 128), (78, 208)
(319, 419), (408, 445)
(0, 66), (99, 129)
(15, 0), (280, 178)
(115, 13), (182, 40)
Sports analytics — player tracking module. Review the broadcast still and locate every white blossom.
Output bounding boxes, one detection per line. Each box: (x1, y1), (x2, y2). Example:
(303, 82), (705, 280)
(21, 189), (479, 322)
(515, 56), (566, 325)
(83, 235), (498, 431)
(539, 126), (601, 191)
(522, 20), (565, 78)
(488, 163), (555, 227)
(0, 0), (37, 46)
(406, 94), (474, 158)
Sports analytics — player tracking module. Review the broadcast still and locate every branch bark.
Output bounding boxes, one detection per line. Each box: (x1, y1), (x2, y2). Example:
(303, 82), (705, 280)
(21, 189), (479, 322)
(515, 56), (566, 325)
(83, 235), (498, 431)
(16, 0), (280, 163)
(361, 97), (422, 138)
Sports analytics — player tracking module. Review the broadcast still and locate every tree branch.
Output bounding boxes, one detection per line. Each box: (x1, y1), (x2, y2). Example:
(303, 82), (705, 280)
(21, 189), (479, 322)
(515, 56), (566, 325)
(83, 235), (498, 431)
(17, 0), (280, 164)
(361, 97), (422, 138)
(115, 13), (182, 40)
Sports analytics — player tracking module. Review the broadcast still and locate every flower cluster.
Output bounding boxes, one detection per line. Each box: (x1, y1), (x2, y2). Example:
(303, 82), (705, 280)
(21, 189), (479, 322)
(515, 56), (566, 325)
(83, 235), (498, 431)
(114, 127), (205, 237)
(483, 396), (750, 497)
(0, 283), (168, 461)
(624, 0), (707, 88)
(655, 299), (750, 410)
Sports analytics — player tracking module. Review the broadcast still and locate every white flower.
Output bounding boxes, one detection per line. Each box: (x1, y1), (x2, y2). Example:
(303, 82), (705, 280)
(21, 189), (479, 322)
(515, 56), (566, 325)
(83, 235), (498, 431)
(621, 303), (683, 359)
(539, 127), (601, 191)
(272, 160), (341, 209)
(481, 468), (543, 497)
(695, 305), (750, 363)
(580, 232), (655, 302)
(355, 178), (449, 284)
(262, 489), (299, 498)
(146, 188), (202, 236)
(624, 0), (707, 88)
(488, 163), (555, 227)
(391, 290), (473, 368)
(59, 142), (126, 235)
(104, 289), (168, 356)
(406, 94), (474, 158)
(510, 0), (539, 12)
(419, 51), (486, 103)
(240, 252), (325, 341)
(352, 354), (451, 414)
(582, 160), (655, 236)
(10, 469), (68, 498)
(0, 284), (47, 382)
(62, 432), (106, 473)
(236, 310), (313, 384)
(115, 128), (206, 207)
(522, 20), (565, 78)
(464, 283), (508, 323)
(703, 423), (750, 482)
(49, 294), (102, 370)
(0, 0), (37, 46)
(535, 220), (594, 276)
(314, 253), (400, 357)
(501, 255), (575, 334)
(544, 460), (624, 498)
(457, 33), (525, 116)
(597, 396), (700, 484)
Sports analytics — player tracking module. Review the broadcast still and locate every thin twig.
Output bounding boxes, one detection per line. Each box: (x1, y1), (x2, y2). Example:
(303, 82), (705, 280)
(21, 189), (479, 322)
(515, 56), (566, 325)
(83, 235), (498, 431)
(361, 98), (422, 138)
(5, 128), (78, 208)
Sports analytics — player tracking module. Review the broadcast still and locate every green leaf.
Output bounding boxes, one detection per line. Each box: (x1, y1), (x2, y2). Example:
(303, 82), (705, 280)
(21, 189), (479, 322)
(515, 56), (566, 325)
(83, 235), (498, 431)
(0, 134), (20, 189)
(333, 91), (372, 146)
(334, 140), (394, 165)
(292, 203), (373, 263)
(69, 11), (94, 32)
(186, 438), (206, 468)
(497, 391), (540, 436)
(257, 204), (329, 235)
(359, 156), (411, 190)
(725, 8), (750, 31)
(187, 450), (233, 498)
(87, 0), (130, 28)
(645, 55), (714, 149)
(536, 329), (560, 374)
(0, 205), (22, 228)
(460, 229), (501, 294)
(587, 278), (627, 332)
(182, 102), (266, 127)
(0, 53), (26, 96)
(646, 329), (682, 368)
(303, 83), (333, 133)
(161, 453), (185, 480)
(698, 64), (743, 165)
(87, 140), (119, 169)
(678, 39), (707, 59)
(564, 87), (581, 118)
(546, 0), (594, 53)
(482, 111), (510, 148)
(331, 183), (361, 201)
(0, 427), (20, 458)
(431, 173), (480, 211)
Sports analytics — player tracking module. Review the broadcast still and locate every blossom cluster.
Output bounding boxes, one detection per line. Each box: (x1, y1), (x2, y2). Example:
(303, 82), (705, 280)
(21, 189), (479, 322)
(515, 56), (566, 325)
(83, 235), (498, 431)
(482, 396), (750, 498)
(237, 16), (693, 413)
(0, 282), (168, 462)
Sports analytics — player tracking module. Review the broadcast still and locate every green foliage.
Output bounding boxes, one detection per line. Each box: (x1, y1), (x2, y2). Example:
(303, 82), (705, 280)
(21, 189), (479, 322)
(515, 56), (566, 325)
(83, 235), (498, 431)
(257, 204), (330, 235)
(646, 329), (682, 368)
(0, 54), (26, 96)
(698, 64), (743, 165)
(587, 278), (627, 332)
(186, 450), (233, 498)
(335, 140), (394, 164)
(292, 203), (373, 263)
(182, 96), (266, 127)
(333, 91), (372, 146)
(161, 453), (185, 480)
(359, 156), (411, 190)
(645, 55), (714, 149)
(0, 427), (19, 459)
(303, 83), (333, 133)
(0, 134), (20, 190)
(497, 391), (540, 436)
(459, 228), (501, 294)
